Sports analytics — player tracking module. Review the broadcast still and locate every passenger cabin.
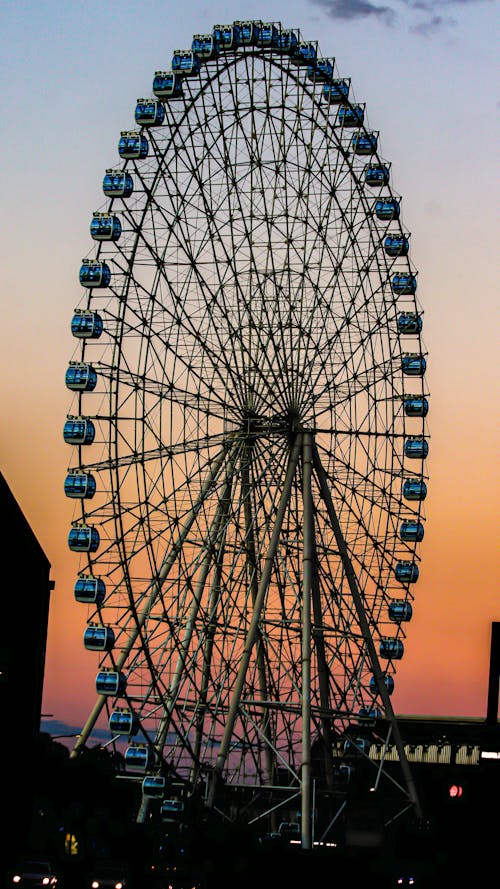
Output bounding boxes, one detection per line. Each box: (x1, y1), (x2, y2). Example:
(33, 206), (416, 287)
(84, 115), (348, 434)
(135, 99), (165, 127)
(71, 310), (103, 339)
(385, 234), (409, 257)
(375, 198), (400, 221)
(109, 708), (139, 736)
(65, 362), (97, 392)
(307, 58), (333, 82)
(404, 398), (428, 419)
(392, 273), (417, 295)
(192, 34), (219, 59)
(403, 479), (427, 501)
(125, 743), (154, 774)
(290, 42), (318, 65)
(84, 623), (115, 652)
(96, 668), (126, 696)
(160, 799), (184, 821)
(171, 50), (202, 76)
(388, 600), (413, 623)
(278, 29), (299, 53)
(257, 23), (280, 48)
(103, 169), (133, 198)
(79, 260), (111, 289)
(370, 674), (394, 695)
(234, 21), (262, 45)
(402, 354), (426, 377)
(323, 79), (349, 104)
(395, 561), (419, 583)
(68, 523), (99, 553)
(338, 105), (364, 128)
(365, 164), (390, 187)
(358, 706), (382, 722)
(212, 24), (241, 50)
(74, 574), (106, 605)
(380, 638), (404, 660)
(400, 520), (424, 542)
(142, 776), (166, 799)
(351, 132), (378, 155)
(397, 312), (422, 335)
(90, 212), (122, 241)
(118, 131), (149, 159)
(153, 71), (183, 100)
(63, 417), (95, 445)
(404, 437), (429, 460)
(64, 471), (96, 500)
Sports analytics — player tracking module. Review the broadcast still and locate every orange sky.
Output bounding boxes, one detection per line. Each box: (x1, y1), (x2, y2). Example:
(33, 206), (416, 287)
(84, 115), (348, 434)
(1, 1), (498, 731)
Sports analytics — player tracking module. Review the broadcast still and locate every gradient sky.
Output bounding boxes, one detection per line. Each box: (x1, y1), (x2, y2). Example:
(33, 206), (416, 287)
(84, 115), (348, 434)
(1, 0), (498, 735)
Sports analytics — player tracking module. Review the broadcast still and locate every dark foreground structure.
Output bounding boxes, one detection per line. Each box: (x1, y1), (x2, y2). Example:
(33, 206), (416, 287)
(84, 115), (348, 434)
(0, 472), (498, 887)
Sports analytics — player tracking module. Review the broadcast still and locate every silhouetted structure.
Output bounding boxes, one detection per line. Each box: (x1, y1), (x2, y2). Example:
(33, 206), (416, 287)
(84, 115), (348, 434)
(0, 472), (54, 861)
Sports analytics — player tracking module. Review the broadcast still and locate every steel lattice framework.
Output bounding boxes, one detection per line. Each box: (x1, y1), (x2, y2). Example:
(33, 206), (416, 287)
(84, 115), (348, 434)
(65, 22), (428, 843)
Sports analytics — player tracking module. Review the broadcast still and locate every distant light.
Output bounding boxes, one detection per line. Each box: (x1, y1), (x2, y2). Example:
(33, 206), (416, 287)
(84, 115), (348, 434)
(481, 750), (500, 760)
(369, 786), (376, 792)
(449, 784), (463, 798)
(13, 878), (21, 884)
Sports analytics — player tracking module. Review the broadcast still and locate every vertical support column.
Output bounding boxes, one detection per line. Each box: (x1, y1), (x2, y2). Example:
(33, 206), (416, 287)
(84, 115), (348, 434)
(208, 434), (302, 807)
(312, 443), (422, 819)
(301, 432), (314, 850)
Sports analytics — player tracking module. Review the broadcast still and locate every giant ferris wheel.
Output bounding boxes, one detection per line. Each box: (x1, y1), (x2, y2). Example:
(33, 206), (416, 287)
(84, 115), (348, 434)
(64, 20), (428, 843)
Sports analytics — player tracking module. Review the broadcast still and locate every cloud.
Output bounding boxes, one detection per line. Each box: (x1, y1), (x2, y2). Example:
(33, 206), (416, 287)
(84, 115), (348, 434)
(42, 718), (109, 742)
(309, 0), (397, 25)
(309, 0), (493, 34)
(409, 13), (457, 35)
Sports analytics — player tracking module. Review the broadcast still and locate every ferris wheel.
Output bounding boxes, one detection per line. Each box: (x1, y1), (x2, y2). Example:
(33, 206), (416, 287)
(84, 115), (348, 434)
(64, 21), (428, 842)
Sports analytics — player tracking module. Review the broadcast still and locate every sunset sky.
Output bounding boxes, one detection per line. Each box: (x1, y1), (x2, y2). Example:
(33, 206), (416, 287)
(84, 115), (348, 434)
(0, 0), (498, 737)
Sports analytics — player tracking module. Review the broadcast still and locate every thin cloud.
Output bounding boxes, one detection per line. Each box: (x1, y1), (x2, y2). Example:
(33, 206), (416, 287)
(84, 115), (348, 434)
(42, 718), (109, 742)
(309, 0), (493, 35)
(410, 13), (457, 34)
(309, 0), (397, 25)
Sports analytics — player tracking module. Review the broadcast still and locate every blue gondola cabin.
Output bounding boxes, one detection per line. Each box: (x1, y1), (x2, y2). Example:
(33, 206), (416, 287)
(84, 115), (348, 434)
(365, 164), (390, 187)
(103, 169), (133, 198)
(380, 638), (404, 660)
(84, 623), (115, 652)
(79, 260), (111, 289)
(65, 362), (97, 392)
(90, 212), (122, 241)
(74, 574), (106, 604)
(375, 198), (400, 221)
(63, 417), (95, 445)
(403, 479), (427, 501)
(395, 561), (419, 583)
(171, 51), (202, 76)
(323, 79), (349, 104)
(96, 668), (126, 696)
(402, 354), (426, 377)
(109, 708), (139, 736)
(71, 310), (103, 339)
(68, 523), (100, 553)
(135, 98), (165, 127)
(388, 600), (413, 623)
(338, 105), (364, 128)
(64, 471), (96, 499)
(153, 71), (183, 99)
(118, 131), (149, 160)
(404, 437), (429, 459)
(400, 520), (424, 542)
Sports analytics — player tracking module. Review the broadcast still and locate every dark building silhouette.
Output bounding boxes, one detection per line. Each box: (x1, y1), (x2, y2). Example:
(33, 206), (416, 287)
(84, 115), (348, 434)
(0, 472), (54, 747)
